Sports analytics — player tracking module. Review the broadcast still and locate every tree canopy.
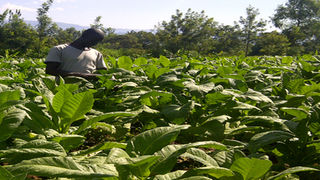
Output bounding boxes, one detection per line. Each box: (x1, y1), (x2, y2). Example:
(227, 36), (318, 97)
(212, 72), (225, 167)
(0, 0), (320, 57)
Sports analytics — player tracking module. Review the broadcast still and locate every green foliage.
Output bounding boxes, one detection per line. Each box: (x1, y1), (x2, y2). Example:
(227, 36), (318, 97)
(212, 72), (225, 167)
(230, 157), (272, 180)
(1, 55), (320, 179)
(236, 5), (267, 56)
(156, 8), (217, 54)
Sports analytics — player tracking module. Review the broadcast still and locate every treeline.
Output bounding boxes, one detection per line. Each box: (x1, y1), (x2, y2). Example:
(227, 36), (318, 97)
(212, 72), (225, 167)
(1, 0), (320, 58)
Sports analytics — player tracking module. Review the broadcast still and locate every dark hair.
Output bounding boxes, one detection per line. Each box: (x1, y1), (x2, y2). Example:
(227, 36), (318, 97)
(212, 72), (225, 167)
(81, 28), (105, 40)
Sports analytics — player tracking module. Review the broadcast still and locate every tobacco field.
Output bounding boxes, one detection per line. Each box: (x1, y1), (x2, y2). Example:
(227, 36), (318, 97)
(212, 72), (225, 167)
(1, 55), (320, 179)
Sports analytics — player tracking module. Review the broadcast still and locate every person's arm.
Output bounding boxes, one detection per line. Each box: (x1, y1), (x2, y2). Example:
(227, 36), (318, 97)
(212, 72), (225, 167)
(45, 62), (101, 80)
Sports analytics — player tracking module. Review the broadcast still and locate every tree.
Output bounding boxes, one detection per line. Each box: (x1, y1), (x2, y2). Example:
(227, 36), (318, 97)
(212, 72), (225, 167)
(36, 0), (56, 56)
(272, 0), (320, 54)
(272, 0), (320, 29)
(236, 5), (267, 56)
(156, 9), (217, 54)
(253, 31), (290, 55)
(91, 16), (115, 35)
(54, 27), (81, 44)
(0, 10), (37, 56)
(213, 24), (244, 56)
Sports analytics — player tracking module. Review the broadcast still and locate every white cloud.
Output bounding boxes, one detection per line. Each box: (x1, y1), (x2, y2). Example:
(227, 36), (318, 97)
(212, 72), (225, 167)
(0, 3), (36, 12)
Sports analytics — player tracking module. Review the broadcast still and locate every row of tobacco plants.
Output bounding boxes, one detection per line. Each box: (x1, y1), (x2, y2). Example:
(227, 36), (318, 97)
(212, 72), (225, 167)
(0, 54), (320, 179)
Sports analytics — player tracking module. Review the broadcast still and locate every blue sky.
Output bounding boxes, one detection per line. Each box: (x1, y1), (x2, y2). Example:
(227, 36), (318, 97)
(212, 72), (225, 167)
(0, 0), (287, 29)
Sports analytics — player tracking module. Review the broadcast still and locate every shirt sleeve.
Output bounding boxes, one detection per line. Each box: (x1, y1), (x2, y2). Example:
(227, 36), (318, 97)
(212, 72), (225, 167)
(45, 46), (62, 63)
(96, 52), (107, 69)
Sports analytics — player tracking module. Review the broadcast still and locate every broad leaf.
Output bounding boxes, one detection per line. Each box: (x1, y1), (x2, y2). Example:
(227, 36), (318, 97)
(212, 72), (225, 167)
(267, 166), (320, 180)
(115, 155), (161, 179)
(0, 90), (20, 107)
(244, 89), (273, 104)
(72, 142), (127, 156)
(280, 107), (309, 121)
(52, 88), (73, 113)
(181, 148), (219, 167)
(126, 125), (190, 156)
(7, 157), (118, 178)
(161, 102), (195, 124)
(75, 111), (136, 134)
(153, 170), (212, 180)
(106, 148), (160, 179)
(181, 166), (234, 179)
(151, 141), (227, 175)
(242, 116), (294, 132)
(47, 130), (86, 152)
(134, 57), (148, 66)
(24, 102), (55, 133)
(59, 91), (94, 132)
(0, 166), (26, 180)
(0, 108), (26, 142)
(248, 130), (295, 153)
(118, 56), (133, 70)
(230, 157), (272, 180)
(0, 139), (67, 164)
(159, 56), (171, 67)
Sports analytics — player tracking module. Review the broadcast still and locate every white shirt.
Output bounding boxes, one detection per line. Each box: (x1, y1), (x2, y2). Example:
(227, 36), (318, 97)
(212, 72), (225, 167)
(45, 44), (106, 73)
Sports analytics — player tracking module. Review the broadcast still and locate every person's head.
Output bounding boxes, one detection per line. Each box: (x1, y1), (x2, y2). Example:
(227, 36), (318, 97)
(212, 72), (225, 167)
(80, 28), (105, 47)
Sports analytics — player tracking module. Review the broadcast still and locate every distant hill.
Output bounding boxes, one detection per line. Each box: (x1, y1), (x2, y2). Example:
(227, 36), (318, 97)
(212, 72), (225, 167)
(25, 20), (152, 34)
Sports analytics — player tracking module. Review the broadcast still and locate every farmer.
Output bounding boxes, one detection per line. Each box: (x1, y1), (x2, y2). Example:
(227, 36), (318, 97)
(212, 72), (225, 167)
(45, 28), (107, 80)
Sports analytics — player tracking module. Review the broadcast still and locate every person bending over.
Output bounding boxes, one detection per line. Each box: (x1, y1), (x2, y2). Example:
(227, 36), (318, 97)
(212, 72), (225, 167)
(45, 28), (107, 80)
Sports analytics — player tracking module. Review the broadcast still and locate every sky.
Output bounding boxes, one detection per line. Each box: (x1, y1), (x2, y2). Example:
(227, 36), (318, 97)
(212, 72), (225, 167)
(0, 0), (288, 30)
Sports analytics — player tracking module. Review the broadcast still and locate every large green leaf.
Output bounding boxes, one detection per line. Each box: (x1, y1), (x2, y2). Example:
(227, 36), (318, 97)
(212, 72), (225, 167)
(126, 125), (190, 156)
(206, 92), (233, 105)
(139, 90), (173, 108)
(159, 56), (171, 67)
(181, 166), (234, 179)
(211, 149), (246, 168)
(7, 156), (118, 178)
(133, 57), (148, 66)
(242, 116), (295, 132)
(244, 89), (273, 104)
(183, 81), (215, 98)
(115, 155), (161, 179)
(0, 139), (67, 164)
(118, 56), (133, 70)
(230, 157), (272, 180)
(72, 142), (127, 156)
(75, 111), (136, 134)
(0, 90), (20, 107)
(248, 130), (295, 153)
(181, 148), (219, 167)
(59, 91), (94, 132)
(23, 102), (55, 133)
(161, 102), (195, 124)
(153, 170), (212, 180)
(106, 148), (160, 179)
(60, 91), (94, 121)
(155, 68), (171, 79)
(151, 141), (227, 175)
(52, 88), (73, 113)
(0, 166), (26, 180)
(45, 129), (85, 152)
(153, 170), (186, 180)
(267, 166), (320, 180)
(0, 166), (14, 180)
(280, 107), (309, 121)
(145, 64), (158, 80)
(0, 108), (26, 142)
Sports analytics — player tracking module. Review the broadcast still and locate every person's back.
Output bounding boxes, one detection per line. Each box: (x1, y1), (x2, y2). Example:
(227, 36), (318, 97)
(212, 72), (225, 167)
(45, 28), (107, 80)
